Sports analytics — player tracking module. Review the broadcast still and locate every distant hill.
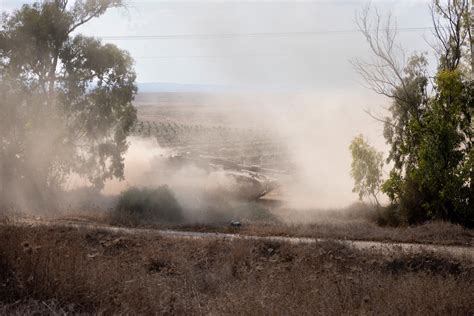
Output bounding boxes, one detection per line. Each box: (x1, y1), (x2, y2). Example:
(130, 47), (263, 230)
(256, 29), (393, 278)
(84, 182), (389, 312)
(134, 82), (304, 107)
(136, 82), (306, 94)
(137, 82), (234, 93)
(135, 83), (261, 107)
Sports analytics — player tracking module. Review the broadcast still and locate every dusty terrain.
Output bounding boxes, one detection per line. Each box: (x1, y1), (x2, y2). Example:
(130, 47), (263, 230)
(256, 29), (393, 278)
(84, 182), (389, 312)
(170, 214), (474, 247)
(1, 222), (473, 315)
(1, 98), (472, 314)
(14, 215), (474, 260)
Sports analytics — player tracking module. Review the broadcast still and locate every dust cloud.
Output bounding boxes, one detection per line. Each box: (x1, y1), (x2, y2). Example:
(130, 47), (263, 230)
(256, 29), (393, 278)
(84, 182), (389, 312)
(1, 88), (388, 220)
(104, 90), (388, 215)
(103, 137), (249, 222)
(254, 90), (388, 209)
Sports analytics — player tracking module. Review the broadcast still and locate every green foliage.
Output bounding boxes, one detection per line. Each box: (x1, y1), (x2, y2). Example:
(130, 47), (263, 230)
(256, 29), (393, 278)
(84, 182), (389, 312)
(356, 1), (473, 227)
(114, 186), (184, 224)
(0, 1), (136, 207)
(349, 135), (384, 206)
(382, 54), (429, 173)
(381, 62), (473, 227)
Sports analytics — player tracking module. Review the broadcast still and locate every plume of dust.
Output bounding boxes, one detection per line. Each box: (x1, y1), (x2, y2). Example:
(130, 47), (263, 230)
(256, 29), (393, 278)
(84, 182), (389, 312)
(103, 136), (238, 194)
(186, 91), (388, 209)
(102, 136), (172, 194)
(103, 91), (388, 223)
(266, 91), (389, 222)
(103, 136), (242, 223)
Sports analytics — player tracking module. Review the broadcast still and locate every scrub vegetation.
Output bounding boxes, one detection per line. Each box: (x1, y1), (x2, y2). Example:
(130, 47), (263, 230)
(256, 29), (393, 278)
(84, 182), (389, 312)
(0, 225), (473, 315)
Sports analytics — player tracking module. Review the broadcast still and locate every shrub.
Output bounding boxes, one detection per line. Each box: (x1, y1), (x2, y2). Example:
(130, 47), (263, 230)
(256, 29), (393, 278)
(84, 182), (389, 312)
(372, 205), (403, 227)
(113, 186), (183, 225)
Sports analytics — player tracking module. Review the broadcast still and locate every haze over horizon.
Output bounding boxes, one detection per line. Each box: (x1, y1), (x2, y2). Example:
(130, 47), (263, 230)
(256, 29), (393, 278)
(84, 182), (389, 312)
(2, 0), (436, 93)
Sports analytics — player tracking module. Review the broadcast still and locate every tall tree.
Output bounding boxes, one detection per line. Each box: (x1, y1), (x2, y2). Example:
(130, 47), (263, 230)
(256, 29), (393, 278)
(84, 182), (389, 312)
(353, 1), (473, 226)
(0, 0), (137, 208)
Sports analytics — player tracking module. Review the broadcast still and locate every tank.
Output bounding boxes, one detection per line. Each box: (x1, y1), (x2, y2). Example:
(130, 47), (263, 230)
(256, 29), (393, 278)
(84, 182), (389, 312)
(160, 153), (279, 200)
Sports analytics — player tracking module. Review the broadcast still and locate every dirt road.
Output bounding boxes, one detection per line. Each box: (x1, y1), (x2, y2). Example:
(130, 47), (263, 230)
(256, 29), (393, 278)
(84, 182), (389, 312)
(12, 217), (474, 259)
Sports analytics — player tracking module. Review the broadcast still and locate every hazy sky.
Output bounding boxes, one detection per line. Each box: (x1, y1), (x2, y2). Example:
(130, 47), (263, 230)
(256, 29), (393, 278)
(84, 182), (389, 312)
(1, 0), (435, 88)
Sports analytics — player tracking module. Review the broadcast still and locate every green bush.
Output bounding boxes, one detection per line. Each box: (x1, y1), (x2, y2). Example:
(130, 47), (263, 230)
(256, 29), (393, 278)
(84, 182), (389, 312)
(114, 186), (183, 225)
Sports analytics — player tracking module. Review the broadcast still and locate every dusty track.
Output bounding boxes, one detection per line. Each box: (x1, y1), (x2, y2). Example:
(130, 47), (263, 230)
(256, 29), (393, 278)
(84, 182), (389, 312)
(11, 217), (474, 259)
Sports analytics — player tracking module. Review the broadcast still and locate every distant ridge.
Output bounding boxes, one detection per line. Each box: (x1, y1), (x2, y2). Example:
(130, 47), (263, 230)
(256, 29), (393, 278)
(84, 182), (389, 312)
(137, 82), (307, 93)
(137, 82), (235, 93)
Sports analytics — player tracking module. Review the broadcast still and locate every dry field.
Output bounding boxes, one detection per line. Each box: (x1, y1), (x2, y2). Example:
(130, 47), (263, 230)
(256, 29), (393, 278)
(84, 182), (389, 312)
(1, 97), (472, 314)
(1, 224), (473, 315)
(168, 219), (474, 247)
(11, 203), (474, 247)
(104, 203), (474, 247)
(132, 97), (293, 171)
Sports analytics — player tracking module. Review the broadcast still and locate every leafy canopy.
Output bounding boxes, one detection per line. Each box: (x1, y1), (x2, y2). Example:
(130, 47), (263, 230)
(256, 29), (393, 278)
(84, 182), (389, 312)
(354, 0), (473, 226)
(349, 135), (384, 207)
(0, 0), (137, 208)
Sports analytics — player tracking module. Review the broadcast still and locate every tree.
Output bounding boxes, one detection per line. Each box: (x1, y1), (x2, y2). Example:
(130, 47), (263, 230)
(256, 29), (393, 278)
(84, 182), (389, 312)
(353, 1), (473, 226)
(349, 135), (384, 207)
(0, 0), (137, 208)
(430, 0), (473, 72)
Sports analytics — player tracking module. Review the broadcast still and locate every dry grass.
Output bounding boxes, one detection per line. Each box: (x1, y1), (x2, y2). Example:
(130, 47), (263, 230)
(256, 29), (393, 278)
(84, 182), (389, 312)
(147, 202), (472, 246)
(127, 216), (473, 247)
(13, 199), (474, 247)
(1, 225), (473, 315)
(174, 220), (474, 246)
(100, 201), (474, 246)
